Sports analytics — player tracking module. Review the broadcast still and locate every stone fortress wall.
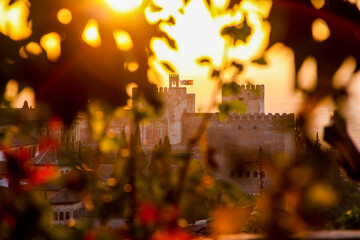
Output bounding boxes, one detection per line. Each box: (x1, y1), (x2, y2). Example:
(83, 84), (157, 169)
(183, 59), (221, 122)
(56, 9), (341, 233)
(73, 75), (295, 194)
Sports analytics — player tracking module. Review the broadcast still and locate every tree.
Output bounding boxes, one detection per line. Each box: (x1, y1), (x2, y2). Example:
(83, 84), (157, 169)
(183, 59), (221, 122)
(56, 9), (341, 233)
(22, 100), (29, 109)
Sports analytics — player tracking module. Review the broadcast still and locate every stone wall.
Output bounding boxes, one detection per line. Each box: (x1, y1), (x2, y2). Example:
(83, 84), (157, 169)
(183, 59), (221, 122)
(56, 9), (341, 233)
(183, 112), (295, 194)
(52, 201), (84, 225)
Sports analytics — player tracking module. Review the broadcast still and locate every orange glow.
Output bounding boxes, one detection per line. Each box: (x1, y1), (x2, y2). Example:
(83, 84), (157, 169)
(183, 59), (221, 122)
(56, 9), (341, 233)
(105, 0), (143, 13)
(0, 0), (31, 40)
(126, 82), (138, 97)
(25, 42), (42, 55)
(311, 0), (325, 9)
(312, 18), (330, 42)
(147, 0), (271, 87)
(125, 61), (139, 72)
(19, 46), (28, 58)
(40, 32), (61, 61)
(82, 19), (101, 47)
(0, 0), (32, 40)
(4, 79), (18, 101)
(57, 8), (72, 24)
(297, 56), (317, 91)
(113, 30), (133, 51)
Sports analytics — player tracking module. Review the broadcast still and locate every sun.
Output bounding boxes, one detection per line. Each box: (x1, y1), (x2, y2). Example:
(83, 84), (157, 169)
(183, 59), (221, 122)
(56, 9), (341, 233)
(105, 0), (143, 13)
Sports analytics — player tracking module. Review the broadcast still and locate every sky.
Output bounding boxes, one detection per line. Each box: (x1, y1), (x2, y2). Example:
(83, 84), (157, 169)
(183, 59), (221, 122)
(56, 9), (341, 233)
(147, 0), (360, 148)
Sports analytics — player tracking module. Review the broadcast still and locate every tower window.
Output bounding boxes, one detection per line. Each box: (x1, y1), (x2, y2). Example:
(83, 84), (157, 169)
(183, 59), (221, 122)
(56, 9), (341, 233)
(237, 171), (243, 177)
(245, 171), (250, 178)
(230, 171), (235, 177)
(253, 171), (258, 178)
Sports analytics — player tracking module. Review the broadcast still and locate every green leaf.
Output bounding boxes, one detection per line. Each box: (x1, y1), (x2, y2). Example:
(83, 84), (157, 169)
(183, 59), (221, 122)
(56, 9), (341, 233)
(222, 81), (241, 97)
(218, 102), (230, 114)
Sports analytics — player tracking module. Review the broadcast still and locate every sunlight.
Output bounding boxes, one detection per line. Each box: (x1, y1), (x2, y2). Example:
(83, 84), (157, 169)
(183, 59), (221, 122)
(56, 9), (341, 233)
(40, 32), (61, 62)
(126, 82), (138, 97)
(57, 8), (72, 25)
(113, 30), (133, 51)
(0, 0), (32, 40)
(105, 0), (143, 13)
(82, 19), (101, 47)
(147, 0), (271, 89)
(312, 18), (330, 42)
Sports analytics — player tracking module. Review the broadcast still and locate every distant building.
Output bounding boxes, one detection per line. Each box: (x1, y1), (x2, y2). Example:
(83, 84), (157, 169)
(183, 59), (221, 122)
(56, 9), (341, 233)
(49, 188), (85, 225)
(72, 75), (295, 195)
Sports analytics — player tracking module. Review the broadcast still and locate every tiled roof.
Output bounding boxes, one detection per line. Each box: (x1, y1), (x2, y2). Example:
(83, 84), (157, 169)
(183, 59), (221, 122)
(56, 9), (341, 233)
(48, 188), (80, 204)
(30, 146), (77, 166)
(0, 133), (38, 149)
(0, 108), (46, 125)
(36, 183), (62, 191)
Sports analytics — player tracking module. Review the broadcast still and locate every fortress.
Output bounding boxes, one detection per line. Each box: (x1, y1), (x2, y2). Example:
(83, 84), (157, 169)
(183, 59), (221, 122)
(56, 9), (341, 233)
(74, 74), (295, 194)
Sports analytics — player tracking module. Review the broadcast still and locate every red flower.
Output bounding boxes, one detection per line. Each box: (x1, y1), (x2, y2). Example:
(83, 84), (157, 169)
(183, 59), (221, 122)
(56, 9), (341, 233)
(151, 228), (193, 240)
(139, 202), (158, 225)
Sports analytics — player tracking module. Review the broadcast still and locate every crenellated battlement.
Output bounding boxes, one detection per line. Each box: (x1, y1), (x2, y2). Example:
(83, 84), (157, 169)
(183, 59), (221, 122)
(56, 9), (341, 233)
(169, 73), (179, 78)
(235, 84), (264, 96)
(207, 112), (295, 128)
(157, 87), (188, 95)
(225, 112), (294, 121)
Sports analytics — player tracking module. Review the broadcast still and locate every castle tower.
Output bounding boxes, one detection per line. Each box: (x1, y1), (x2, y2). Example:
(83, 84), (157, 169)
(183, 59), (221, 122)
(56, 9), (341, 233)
(222, 84), (265, 114)
(169, 74), (180, 88)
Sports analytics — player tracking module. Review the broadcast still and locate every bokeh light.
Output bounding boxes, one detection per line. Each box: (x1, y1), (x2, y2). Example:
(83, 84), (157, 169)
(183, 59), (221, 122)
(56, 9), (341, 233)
(4, 79), (18, 101)
(113, 30), (133, 51)
(25, 42), (42, 55)
(0, 0), (32, 40)
(57, 8), (72, 24)
(125, 61), (139, 72)
(82, 19), (101, 47)
(311, 0), (325, 9)
(312, 18), (331, 42)
(126, 82), (138, 97)
(40, 32), (61, 61)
